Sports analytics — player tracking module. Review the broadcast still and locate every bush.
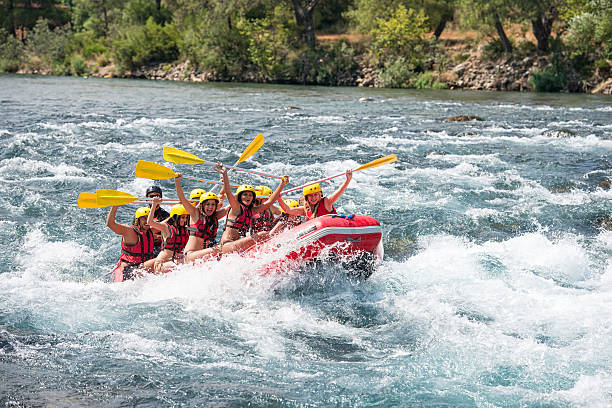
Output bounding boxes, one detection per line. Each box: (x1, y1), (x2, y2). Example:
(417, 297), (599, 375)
(0, 29), (24, 72)
(70, 55), (88, 76)
(315, 41), (357, 86)
(112, 17), (180, 71)
(25, 18), (70, 70)
(377, 56), (414, 88)
(529, 54), (569, 92)
(413, 71), (448, 89)
(481, 38), (513, 61)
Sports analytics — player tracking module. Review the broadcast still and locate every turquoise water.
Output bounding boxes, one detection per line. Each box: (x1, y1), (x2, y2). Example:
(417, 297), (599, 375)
(1, 75), (611, 407)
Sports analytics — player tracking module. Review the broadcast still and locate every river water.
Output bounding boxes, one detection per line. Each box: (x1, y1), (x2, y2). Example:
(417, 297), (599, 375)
(1, 75), (611, 407)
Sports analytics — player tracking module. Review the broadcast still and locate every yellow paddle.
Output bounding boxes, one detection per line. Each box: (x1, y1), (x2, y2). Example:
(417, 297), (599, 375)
(236, 132), (264, 164)
(95, 189), (179, 207)
(282, 154), (398, 195)
(135, 160), (239, 187)
(78, 192), (107, 208)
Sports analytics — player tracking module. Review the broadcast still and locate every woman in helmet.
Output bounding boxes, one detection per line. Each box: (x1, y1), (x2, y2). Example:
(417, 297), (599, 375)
(217, 162), (289, 254)
(147, 197), (190, 273)
(250, 185), (282, 235)
(189, 188), (207, 206)
(174, 173), (228, 263)
(269, 199), (303, 235)
(277, 169), (353, 220)
(107, 205), (156, 281)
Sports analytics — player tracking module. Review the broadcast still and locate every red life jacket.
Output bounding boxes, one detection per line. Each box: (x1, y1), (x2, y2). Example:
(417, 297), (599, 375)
(188, 215), (219, 246)
(163, 224), (189, 259)
(251, 208), (275, 233)
(305, 197), (336, 220)
(119, 226), (155, 265)
(224, 203), (253, 237)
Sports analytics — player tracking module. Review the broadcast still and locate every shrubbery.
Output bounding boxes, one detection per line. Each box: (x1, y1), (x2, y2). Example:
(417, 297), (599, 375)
(112, 17), (180, 72)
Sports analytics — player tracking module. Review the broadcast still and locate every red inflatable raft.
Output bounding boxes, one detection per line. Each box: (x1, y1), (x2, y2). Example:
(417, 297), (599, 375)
(111, 214), (383, 282)
(244, 214), (383, 279)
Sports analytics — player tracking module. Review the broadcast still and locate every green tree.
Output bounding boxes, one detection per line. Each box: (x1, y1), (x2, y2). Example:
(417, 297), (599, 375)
(370, 4), (430, 69)
(0, 0), (70, 37)
(565, 0), (612, 57)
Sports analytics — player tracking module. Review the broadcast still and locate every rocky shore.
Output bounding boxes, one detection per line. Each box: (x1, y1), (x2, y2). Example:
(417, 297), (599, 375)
(56, 54), (612, 95)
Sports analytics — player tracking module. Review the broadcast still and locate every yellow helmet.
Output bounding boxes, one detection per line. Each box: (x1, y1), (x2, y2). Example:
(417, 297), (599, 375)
(255, 185), (273, 198)
(236, 185), (256, 197)
(280, 199), (299, 214)
(189, 188), (206, 200)
(170, 204), (188, 217)
(303, 183), (322, 197)
(134, 207), (151, 220)
(199, 192), (220, 204)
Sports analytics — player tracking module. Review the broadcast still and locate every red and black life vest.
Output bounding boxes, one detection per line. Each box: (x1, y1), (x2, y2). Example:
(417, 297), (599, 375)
(120, 226), (155, 265)
(163, 224), (189, 259)
(251, 208), (275, 233)
(224, 203), (253, 237)
(305, 197), (336, 220)
(188, 214), (219, 246)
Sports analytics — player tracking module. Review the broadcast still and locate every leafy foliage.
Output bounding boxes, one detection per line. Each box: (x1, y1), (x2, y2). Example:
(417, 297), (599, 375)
(370, 5), (430, 69)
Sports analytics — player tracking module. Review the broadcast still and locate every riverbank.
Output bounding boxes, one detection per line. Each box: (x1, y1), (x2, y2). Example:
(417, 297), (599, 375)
(11, 35), (612, 95)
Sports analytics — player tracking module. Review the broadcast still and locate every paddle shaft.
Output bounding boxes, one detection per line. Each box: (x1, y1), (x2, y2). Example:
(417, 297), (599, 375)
(282, 173), (346, 195)
(199, 160), (282, 179)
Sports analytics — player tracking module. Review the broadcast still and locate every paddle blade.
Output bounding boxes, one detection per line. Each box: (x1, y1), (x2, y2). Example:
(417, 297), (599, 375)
(163, 146), (205, 165)
(136, 160), (177, 180)
(78, 192), (105, 208)
(96, 189), (138, 206)
(237, 133), (264, 164)
(355, 154), (397, 171)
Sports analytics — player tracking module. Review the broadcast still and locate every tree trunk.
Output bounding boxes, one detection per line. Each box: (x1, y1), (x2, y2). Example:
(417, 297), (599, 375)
(531, 15), (551, 52)
(493, 14), (513, 53)
(289, 0), (320, 49)
(156, 0), (162, 10)
(8, 0), (16, 37)
(433, 18), (447, 40)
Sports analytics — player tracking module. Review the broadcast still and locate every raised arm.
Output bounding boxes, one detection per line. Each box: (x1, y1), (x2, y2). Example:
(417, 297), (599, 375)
(174, 173), (200, 221)
(216, 163), (240, 211)
(147, 197), (169, 238)
(106, 206), (137, 241)
(325, 169), (353, 210)
(276, 198), (304, 217)
(253, 176), (289, 215)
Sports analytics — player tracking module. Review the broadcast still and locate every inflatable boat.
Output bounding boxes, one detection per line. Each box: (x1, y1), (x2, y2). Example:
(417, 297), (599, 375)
(244, 214), (383, 279)
(111, 214), (383, 282)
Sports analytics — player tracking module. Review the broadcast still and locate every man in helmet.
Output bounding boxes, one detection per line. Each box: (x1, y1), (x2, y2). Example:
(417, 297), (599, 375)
(277, 169), (353, 220)
(106, 205), (156, 281)
(145, 185), (170, 256)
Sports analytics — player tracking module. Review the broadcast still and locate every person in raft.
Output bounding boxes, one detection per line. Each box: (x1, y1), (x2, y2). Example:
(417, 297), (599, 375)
(217, 162), (289, 254)
(189, 188), (207, 206)
(276, 169), (353, 220)
(269, 199), (302, 235)
(146, 197), (190, 273)
(107, 205), (155, 280)
(250, 185), (282, 234)
(174, 173), (228, 263)
(145, 185), (170, 257)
